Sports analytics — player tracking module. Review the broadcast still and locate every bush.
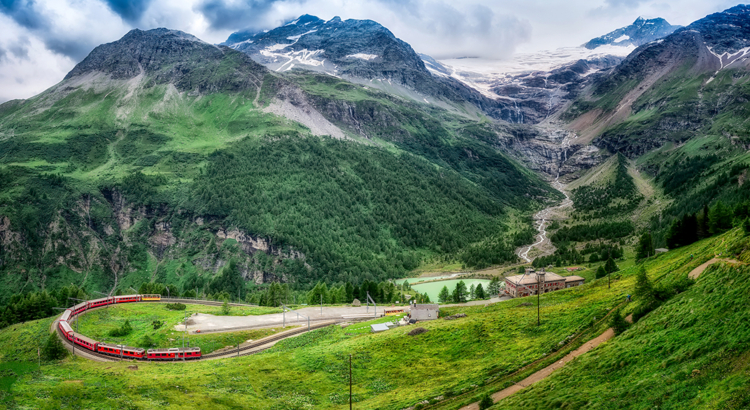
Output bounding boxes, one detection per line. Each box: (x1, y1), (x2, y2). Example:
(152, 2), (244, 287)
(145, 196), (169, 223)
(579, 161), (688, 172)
(631, 301), (658, 323)
(165, 303), (186, 311)
(479, 393), (493, 410)
(43, 332), (67, 361)
(109, 320), (133, 337)
(221, 299), (231, 315)
(609, 309), (629, 335)
(408, 327), (429, 336)
(140, 335), (155, 348)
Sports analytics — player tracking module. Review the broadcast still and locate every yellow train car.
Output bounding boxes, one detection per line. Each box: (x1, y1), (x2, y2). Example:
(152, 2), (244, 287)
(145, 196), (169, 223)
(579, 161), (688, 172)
(141, 294), (162, 301)
(384, 308), (405, 316)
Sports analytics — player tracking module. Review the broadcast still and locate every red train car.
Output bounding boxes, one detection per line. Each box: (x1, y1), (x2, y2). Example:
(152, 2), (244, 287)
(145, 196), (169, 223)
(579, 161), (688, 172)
(147, 347), (201, 361)
(60, 309), (72, 323)
(88, 297), (113, 308)
(72, 302), (88, 316)
(114, 295), (140, 303)
(97, 343), (145, 359)
(59, 321), (74, 341)
(73, 333), (98, 352)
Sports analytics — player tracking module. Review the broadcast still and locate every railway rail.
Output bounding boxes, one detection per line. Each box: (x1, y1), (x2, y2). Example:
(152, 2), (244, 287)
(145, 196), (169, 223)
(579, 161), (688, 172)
(52, 296), (348, 362)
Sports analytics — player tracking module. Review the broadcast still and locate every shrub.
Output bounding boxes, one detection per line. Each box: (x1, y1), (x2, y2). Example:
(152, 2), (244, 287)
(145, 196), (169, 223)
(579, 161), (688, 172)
(609, 309), (629, 335)
(479, 393), (494, 410)
(109, 320), (133, 337)
(408, 327), (428, 336)
(43, 333), (67, 361)
(165, 303), (186, 311)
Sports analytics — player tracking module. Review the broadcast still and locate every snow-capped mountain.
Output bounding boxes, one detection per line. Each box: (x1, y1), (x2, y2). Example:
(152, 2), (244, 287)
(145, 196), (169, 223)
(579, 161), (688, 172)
(584, 17), (680, 49)
(223, 15), (430, 93)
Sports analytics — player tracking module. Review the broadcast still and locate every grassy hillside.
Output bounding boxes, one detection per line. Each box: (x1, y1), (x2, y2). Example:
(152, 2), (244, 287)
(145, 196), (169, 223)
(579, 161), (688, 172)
(494, 229), (750, 409)
(3, 228), (746, 409)
(0, 54), (560, 303)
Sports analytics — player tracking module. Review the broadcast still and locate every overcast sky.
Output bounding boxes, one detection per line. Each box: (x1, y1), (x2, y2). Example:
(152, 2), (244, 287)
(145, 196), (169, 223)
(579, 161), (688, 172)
(0, 0), (743, 103)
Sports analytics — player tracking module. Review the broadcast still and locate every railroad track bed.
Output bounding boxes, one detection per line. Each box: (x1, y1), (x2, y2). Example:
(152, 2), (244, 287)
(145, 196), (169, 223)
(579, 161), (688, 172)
(52, 296), (350, 363)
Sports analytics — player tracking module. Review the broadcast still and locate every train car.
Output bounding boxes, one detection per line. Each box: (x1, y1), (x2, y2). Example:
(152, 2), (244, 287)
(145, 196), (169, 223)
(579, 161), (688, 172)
(72, 333), (98, 352)
(97, 343), (145, 359)
(88, 297), (112, 308)
(72, 302), (88, 316)
(60, 309), (72, 323)
(141, 294), (161, 301)
(147, 347), (201, 361)
(384, 307), (405, 316)
(59, 321), (74, 341)
(114, 294), (140, 303)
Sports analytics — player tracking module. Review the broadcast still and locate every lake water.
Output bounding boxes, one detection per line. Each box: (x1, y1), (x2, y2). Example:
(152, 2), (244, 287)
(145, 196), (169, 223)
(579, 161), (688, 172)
(399, 274), (463, 284)
(411, 279), (492, 302)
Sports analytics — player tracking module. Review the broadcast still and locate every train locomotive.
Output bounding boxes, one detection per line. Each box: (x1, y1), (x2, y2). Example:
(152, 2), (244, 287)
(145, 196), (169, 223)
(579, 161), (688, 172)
(56, 294), (201, 361)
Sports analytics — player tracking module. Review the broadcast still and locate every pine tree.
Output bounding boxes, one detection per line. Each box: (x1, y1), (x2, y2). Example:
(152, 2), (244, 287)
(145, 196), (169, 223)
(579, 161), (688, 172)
(438, 286), (450, 303)
(221, 299), (231, 315)
(634, 267), (654, 301)
(469, 284), (476, 300)
(453, 281), (468, 303)
(596, 265), (607, 279)
(636, 232), (654, 259)
(43, 332), (67, 361)
(604, 257), (619, 274)
(609, 309), (629, 335)
(475, 284), (486, 299)
(479, 393), (493, 410)
(709, 200), (733, 235)
(487, 277), (501, 296)
(697, 204), (710, 239)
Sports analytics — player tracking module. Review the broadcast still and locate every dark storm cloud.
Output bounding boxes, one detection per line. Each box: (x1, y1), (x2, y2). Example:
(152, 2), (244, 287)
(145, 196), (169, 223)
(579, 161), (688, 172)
(103, 0), (153, 23)
(0, 0), (97, 60)
(0, 0), (46, 29)
(195, 0), (284, 30)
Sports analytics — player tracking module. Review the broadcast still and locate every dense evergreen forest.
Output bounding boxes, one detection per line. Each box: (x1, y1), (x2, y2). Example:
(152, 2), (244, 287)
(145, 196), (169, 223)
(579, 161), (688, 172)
(571, 154), (642, 218)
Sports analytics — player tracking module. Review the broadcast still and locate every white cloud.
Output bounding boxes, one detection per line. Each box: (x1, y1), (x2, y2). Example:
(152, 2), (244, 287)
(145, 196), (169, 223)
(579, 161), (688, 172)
(0, 0), (746, 103)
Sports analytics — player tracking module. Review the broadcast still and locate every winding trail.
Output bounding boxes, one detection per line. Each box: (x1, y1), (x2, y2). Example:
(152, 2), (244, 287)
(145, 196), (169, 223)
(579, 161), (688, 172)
(458, 316), (633, 410)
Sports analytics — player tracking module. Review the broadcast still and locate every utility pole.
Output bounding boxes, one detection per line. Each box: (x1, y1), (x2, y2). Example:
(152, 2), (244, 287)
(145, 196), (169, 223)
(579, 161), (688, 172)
(320, 294), (323, 316)
(536, 270), (545, 326)
(349, 353), (353, 410)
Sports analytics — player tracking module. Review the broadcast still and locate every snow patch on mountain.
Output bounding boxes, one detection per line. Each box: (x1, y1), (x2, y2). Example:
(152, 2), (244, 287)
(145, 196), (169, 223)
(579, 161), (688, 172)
(615, 35), (630, 43)
(287, 30), (318, 41)
(346, 53), (379, 60)
(430, 45), (635, 98)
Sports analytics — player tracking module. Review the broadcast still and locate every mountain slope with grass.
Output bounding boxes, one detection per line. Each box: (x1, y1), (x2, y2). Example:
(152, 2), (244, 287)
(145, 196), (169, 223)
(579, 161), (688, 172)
(494, 229), (750, 409)
(4, 223), (749, 409)
(0, 28), (558, 303)
(563, 5), (750, 248)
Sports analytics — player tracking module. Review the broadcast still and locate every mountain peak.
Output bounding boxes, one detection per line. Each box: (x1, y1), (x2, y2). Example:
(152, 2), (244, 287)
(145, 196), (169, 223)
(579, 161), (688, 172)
(223, 14), (427, 83)
(584, 17), (680, 50)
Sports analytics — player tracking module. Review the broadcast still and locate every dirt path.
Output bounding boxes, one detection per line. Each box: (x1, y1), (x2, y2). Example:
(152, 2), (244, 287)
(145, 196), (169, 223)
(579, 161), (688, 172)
(459, 315), (634, 410)
(688, 258), (743, 280)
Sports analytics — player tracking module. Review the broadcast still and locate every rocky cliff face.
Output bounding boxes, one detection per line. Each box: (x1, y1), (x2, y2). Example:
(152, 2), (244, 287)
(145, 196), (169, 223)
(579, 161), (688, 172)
(224, 15), (526, 122)
(570, 5), (750, 158)
(67, 28), (266, 94)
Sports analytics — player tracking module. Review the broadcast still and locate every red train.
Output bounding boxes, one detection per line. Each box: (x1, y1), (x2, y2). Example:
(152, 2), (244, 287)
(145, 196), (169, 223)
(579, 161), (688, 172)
(56, 294), (201, 361)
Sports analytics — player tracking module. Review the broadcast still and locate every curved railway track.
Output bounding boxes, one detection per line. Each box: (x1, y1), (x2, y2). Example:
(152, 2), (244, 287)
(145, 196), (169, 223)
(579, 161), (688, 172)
(52, 299), (348, 362)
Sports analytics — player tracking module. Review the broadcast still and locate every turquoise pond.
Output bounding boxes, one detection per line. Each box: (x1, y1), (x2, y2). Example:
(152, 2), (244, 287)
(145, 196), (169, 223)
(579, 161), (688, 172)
(410, 279), (492, 302)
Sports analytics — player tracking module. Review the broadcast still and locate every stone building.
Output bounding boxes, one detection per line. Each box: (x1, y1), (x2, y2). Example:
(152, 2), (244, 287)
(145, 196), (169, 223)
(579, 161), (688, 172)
(504, 269), (577, 298)
(410, 304), (439, 320)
